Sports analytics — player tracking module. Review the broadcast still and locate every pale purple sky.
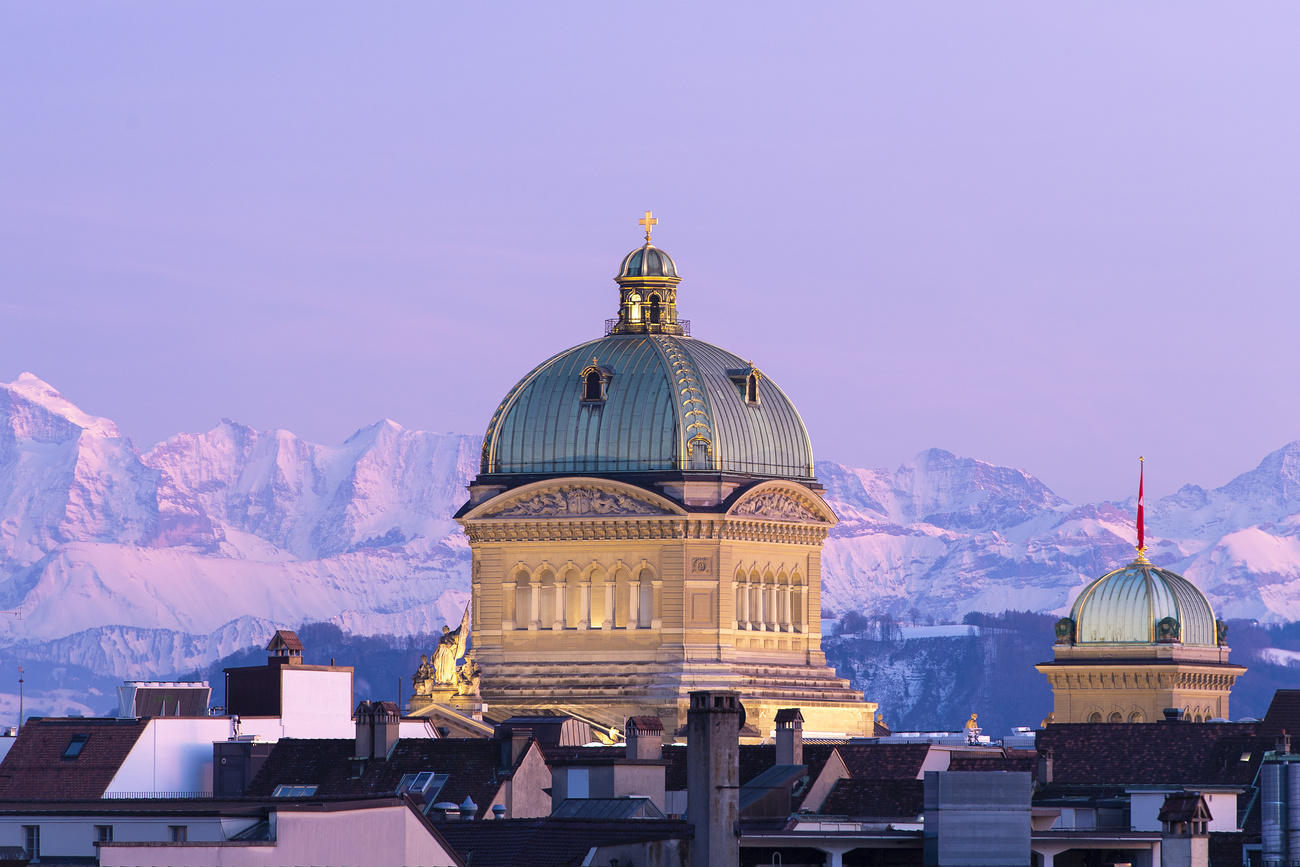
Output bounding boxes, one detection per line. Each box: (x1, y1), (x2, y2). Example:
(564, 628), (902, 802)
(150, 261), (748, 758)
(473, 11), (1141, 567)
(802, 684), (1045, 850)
(2, 3), (1298, 503)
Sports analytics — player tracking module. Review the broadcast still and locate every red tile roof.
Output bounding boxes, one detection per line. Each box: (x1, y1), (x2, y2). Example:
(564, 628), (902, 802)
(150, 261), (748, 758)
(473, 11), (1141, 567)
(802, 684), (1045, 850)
(948, 748), (1038, 774)
(1037, 721), (1267, 789)
(820, 778), (924, 820)
(833, 743), (932, 780)
(0, 718), (148, 800)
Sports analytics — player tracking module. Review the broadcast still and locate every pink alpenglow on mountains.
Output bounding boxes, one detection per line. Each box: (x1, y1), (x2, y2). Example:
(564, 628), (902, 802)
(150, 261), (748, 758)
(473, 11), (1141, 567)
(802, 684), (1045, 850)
(1, 373), (1299, 687)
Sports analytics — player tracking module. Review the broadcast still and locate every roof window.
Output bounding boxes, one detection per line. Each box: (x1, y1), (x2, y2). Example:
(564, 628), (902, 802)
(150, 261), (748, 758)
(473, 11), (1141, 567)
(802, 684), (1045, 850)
(271, 784), (319, 798)
(63, 734), (89, 759)
(580, 362), (612, 403)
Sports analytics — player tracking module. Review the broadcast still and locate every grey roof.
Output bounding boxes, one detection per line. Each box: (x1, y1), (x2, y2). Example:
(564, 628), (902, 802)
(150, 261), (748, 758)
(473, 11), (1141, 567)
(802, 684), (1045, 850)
(1070, 562), (1218, 646)
(551, 797), (666, 819)
(618, 243), (677, 278)
(481, 334), (815, 479)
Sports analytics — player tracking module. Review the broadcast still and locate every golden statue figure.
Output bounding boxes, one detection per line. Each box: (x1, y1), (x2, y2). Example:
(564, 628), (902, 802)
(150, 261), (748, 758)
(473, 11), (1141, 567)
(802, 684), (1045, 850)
(433, 604), (470, 685)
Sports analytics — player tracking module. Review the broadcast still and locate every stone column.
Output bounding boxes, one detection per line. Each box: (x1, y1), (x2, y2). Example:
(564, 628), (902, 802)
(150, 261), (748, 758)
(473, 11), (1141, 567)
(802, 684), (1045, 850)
(650, 579), (662, 630)
(780, 583), (792, 632)
(628, 579), (640, 629)
(578, 579), (590, 630)
(766, 583), (777, 631)
(529, 579), (541, 631)
(555, 578), (567, 629)
(602, 575), (615, 630)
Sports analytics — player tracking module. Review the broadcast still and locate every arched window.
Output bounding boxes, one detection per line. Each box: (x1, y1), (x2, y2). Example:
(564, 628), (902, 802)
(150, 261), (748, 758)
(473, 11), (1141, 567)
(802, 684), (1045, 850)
(648, 294), (662, 324)
(1087, 712), (1103, 724)
(582, 370), (604, 402)
(1108, 712), (1123, 724)
(1128, 710), (1145, 723)
(746, 372), (760, 404)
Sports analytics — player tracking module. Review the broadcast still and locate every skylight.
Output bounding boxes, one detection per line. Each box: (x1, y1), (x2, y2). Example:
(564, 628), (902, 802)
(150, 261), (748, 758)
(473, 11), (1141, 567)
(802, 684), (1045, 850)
(271, 784), (318, 798)
(62, 734), (89, 759)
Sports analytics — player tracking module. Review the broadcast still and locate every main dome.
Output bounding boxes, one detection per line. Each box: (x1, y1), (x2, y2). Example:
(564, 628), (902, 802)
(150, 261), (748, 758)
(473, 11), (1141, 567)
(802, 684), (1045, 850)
(1068, 561), (1219, 646)
(479, 334), (815, 479)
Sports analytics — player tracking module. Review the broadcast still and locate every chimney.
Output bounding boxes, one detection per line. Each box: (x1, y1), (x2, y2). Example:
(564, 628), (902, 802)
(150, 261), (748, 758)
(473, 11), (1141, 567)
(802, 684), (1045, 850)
(1037, 748), (1054, 786)
(355, 701), (374, 759)
(1163, 707), (1185, 723)
(508, 726), (533, 767)
(626, 716), (664, 761)
(266, 630), (304, 667)
(355, 700), (401, 760)
(775, 708), (804, 766)
(687, 690), (741, 867)
(1277, 730), (1292, 755)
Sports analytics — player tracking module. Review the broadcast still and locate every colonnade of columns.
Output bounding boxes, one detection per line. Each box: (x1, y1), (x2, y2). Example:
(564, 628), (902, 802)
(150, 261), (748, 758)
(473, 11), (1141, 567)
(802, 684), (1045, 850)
(734, 571), (805, 633)
(502, 567), (660, 632)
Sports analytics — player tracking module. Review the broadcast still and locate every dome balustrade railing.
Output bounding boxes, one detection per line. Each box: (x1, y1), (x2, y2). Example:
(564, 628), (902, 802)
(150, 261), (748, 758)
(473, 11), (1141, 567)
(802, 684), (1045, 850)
(604, 318), (691, 336)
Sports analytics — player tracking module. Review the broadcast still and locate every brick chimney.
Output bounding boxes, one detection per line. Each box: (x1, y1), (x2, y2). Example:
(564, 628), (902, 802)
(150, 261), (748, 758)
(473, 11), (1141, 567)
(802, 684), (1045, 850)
(775, 708), (804, 766)
(354, 700), (401, 760)
(626, 716), (664, 761)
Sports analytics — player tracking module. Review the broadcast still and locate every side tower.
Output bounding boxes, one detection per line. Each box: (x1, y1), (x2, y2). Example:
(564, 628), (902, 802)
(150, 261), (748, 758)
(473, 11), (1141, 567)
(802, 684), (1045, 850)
(455, 214), (875, 739)
(1035, 554), (1245, 723)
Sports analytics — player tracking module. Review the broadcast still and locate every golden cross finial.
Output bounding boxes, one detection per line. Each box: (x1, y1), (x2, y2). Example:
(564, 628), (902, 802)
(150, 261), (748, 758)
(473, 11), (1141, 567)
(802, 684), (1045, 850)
(638, 210), (658, 243)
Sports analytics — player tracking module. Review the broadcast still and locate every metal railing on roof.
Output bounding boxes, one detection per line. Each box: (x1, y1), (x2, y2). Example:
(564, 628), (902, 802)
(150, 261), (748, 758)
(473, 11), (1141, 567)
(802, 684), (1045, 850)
(604, 318), (691, 336)
(102, 791), (214, 799)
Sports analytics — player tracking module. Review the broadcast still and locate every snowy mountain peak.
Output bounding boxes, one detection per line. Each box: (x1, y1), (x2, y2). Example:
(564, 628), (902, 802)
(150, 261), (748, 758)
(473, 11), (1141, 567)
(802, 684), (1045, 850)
(3, 373), (122, 439)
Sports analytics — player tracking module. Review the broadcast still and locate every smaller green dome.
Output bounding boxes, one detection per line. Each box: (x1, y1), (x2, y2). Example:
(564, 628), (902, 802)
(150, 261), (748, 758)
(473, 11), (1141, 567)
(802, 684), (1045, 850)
(618, 243), (677, 279)
(1069, 561), (1219, 646)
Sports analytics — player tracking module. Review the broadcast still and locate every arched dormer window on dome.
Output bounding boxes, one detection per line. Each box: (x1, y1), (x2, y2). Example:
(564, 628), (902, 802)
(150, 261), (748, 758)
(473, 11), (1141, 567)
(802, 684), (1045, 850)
(728, 365), (762, 406)
(580, 361), (612, 403)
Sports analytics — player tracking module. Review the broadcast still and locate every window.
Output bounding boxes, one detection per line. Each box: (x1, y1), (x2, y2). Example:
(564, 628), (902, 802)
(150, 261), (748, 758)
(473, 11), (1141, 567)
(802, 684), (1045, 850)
(63, 733), (89, 759)
(1108, 712), (1123, 724)
(169, 825), (188, 842)
(1087, 712), (1102, 724)
(746, 372), (760, 404)
(583, 370), (603, 401)
(648, 294), (661, 324)
(271, 784), (319, 798)
(95, 825), (113, 843)
(22, 825), (39, 858)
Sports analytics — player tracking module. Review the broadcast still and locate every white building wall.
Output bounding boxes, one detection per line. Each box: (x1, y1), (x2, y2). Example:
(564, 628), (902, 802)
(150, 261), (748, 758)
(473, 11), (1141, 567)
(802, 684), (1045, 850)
(0, 814), (244, 861)
(1130, 792), (1166, 831)
(1203, 791), (1238, 832)
(99, 806), (459, 867)
(279, 668), (354, 738)
(105, 718), (234, 796)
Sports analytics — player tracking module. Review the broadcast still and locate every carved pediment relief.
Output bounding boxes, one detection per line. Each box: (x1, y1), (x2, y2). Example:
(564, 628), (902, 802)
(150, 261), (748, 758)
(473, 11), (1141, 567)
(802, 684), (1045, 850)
(478, 482), (678, 519)
(728, 482), (836, 525)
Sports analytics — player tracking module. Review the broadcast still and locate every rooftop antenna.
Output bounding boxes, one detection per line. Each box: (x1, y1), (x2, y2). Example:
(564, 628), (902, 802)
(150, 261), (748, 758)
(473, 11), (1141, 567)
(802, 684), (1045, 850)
(17, 665), (23, 729)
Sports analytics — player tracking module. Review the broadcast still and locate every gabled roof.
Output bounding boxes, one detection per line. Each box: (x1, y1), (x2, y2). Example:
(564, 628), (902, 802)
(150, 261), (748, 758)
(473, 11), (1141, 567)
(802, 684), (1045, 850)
(1159, 792), (1212, 823)
(738, 743), (838, 789)
(0, 718), (148, 800)
(266, 630), (303, 652)
(1037, 721), (1267, 790)
(245, 737), (525, 819)
(820, 778), (925, 820)
(832, 743), (933, 780)
(436, 817), (689, 867)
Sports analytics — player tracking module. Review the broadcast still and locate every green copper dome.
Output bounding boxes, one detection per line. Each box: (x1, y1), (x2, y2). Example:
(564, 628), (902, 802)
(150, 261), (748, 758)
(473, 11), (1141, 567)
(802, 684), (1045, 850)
(1068, 562), (1219, 646)
(480, 333), (815, 479)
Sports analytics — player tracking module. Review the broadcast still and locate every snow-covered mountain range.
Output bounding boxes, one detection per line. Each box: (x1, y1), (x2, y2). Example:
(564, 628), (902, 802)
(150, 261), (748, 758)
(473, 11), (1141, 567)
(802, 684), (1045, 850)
(2, 372), (1299, 713)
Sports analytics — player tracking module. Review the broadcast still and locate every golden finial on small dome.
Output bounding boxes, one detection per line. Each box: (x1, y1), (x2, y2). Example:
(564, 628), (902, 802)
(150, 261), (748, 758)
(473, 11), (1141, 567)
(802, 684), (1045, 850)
(638, 210), (658, 243)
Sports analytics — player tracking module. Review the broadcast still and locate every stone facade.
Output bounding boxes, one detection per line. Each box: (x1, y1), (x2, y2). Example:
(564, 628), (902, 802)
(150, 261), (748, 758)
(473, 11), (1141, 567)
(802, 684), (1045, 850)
(1035, 642), (1245, 724)
(458, 476), (875, 739)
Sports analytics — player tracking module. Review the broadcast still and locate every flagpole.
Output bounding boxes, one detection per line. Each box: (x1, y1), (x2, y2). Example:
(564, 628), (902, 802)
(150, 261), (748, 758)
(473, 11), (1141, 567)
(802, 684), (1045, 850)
(1136, 456), (1148, 563)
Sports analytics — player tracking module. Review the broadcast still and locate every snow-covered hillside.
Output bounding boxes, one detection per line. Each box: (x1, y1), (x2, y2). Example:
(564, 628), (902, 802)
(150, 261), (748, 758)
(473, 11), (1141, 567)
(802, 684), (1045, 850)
(2, 372), (1299, 709)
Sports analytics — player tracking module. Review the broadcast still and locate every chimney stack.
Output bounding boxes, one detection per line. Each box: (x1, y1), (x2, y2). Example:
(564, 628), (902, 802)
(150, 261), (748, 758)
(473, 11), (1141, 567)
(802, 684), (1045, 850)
(354, 700), (401, 760)
(626, 716), (664, 761)
(775, 708), (804, 766)
(687, 690), (741, 867)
